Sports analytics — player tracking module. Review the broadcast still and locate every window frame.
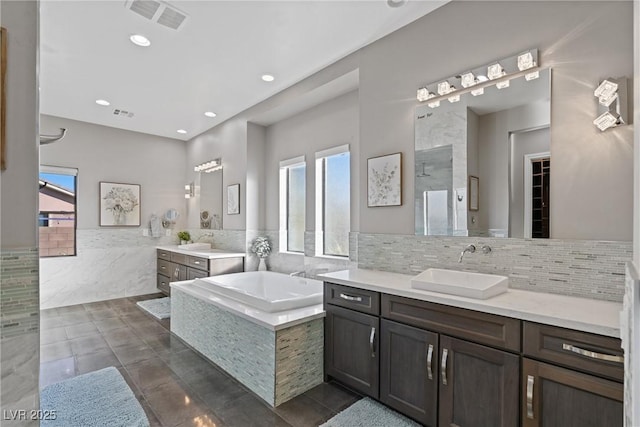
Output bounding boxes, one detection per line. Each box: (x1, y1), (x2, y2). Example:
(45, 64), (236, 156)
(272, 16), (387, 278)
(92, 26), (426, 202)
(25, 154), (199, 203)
(279, 155), (306, 254)
(315, 144), (350, 258)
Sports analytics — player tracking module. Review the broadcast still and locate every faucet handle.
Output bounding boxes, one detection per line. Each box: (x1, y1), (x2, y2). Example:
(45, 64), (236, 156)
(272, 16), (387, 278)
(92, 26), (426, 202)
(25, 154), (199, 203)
(466, 244), (476, 253)
(481, 244), (492, 254)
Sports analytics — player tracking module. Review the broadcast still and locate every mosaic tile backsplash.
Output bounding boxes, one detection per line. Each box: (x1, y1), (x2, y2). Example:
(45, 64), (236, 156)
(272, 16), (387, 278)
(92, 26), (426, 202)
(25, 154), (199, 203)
(1, 248), (39, 338)
(356, 233), (631, 302)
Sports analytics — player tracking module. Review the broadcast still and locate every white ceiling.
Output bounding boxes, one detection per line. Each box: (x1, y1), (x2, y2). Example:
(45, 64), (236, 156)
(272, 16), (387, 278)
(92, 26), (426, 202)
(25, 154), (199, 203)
(40, 0), (447, 141)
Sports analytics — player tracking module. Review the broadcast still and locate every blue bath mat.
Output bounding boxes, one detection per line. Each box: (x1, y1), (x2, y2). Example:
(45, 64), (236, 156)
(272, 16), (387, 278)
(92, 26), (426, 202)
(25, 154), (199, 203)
(319, 398), (420, 427)
(137, 297), (171, 319)
(40, 366), (148, 427)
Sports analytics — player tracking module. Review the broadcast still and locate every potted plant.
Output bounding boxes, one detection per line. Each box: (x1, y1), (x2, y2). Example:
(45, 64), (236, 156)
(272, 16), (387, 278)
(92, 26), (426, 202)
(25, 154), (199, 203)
(251, 236), (271, 271)
(177, 231), (191, 245)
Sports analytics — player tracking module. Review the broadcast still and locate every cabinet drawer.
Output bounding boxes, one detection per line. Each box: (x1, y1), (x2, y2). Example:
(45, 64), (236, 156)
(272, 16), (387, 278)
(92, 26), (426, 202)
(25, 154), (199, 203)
(523, 322), (623, 382)
(157, 274), (171, 295)
(187, 255), (209, 271)
(170, 252), (188, 264)
(187, 267), (209, 280)
(382, 294), (520, 352)
(157, 259), (186, 281)
(324, 283), (380, 315)
(157, 249), (171, 260)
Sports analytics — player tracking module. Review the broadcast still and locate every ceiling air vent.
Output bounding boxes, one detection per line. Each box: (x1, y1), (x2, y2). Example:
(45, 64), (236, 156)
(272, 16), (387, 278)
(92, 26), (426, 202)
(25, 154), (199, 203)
(125, 0), (189, 31)
(113, 109), (135, 118)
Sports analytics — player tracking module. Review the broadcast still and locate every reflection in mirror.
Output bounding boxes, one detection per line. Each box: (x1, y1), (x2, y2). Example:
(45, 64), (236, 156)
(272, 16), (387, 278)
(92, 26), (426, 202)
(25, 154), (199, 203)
(199, 168), (223, 229)
(415, 68), (551, 238)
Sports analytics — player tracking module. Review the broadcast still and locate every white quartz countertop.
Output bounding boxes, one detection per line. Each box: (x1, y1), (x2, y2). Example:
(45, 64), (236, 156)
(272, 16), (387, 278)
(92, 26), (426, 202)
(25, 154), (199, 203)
(171, 280), (325, 331)
(319, 268), (622, 338)
(157, 246), (245, 259)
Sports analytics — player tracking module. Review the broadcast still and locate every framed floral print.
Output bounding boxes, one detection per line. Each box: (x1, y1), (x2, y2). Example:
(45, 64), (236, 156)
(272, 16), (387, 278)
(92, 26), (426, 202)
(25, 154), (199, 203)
(227, 183), (240, 215)
(367, 152), (402, 207)
(99, 182), (141, 226)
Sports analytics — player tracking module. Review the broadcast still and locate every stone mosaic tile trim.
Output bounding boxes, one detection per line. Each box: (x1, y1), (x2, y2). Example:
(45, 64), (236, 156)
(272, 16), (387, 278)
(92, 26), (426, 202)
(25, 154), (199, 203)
(274, 319), (324, 406)
(172, 289), (276, 405)
(188, 229), (247, 253)
(172, 288), (323, 407)
(357, 234), (631, 302)
(1, 249), (39, 339)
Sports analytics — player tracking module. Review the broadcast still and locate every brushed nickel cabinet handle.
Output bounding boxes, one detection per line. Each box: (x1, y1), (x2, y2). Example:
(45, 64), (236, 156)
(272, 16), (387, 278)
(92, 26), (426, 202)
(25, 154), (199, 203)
(160, 266), (166, 270)
(441, 348), (448, 386)
(194, 261), (201, 265)
(339, 293), (363, 302)
(369, 327), (376, 358)
(174, 267), (180, 279)
(526, 375), (535, 419)
(562, 343), (624, 364)
(427, 344), (434, 380)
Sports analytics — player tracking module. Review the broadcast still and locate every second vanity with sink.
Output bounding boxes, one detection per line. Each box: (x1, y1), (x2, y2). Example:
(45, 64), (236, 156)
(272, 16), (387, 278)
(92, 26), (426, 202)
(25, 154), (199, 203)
(320, 268), (623, 427)
(156, 244), (245, 295)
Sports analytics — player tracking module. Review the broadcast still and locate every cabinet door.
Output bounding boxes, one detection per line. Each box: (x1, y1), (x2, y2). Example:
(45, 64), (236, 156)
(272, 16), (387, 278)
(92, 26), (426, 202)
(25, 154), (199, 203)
(439, 335), (519, 427)
(522, 358), (622, 427)
(380, 319), (438, 426)
(325, 305), (379, 398)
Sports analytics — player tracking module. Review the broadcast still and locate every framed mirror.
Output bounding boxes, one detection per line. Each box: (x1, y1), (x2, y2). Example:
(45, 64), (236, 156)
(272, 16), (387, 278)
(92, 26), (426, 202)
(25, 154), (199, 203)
(415, 68), (551, 238)
(198, 168), (223, 229)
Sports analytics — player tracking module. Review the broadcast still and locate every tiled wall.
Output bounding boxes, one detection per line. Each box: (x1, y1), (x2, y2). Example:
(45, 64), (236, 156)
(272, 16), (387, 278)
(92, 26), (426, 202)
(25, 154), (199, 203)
(171, 288), (323, 406)
(1, 248), (40, 425)
(356, 233), (631, 302)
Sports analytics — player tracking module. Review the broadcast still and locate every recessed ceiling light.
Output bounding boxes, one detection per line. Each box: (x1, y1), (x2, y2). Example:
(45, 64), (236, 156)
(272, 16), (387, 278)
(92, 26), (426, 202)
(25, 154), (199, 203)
(204, 111), (217, 118)
(95, 99), (110, 106)
(177, 129), (187, 134)
(261, 74), (275, 82)
(129, 34), (151, 47)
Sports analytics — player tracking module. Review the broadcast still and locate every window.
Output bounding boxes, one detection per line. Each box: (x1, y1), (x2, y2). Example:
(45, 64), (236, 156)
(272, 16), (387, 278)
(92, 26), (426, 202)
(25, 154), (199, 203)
(39, 166), (78, 257)
(279, 156), (305, 253)
(315, 145), (350, 257)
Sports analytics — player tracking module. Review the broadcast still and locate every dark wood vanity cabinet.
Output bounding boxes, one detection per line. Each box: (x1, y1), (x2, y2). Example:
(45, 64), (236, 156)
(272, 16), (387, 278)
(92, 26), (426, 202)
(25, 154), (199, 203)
(156, 249), (244, 296)
(324, 282), (624, 427)
(522, 322), (624, 427)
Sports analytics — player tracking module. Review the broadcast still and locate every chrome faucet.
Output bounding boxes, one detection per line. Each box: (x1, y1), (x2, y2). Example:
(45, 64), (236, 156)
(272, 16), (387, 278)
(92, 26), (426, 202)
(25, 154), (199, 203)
(458, 244), (476, 263)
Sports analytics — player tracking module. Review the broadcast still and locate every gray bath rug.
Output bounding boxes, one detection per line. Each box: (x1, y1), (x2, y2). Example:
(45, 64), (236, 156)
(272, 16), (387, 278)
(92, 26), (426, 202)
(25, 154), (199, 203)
(136, 297), (171, 319)
(40, 366), (148, 427)
(319, 398), (421, 427)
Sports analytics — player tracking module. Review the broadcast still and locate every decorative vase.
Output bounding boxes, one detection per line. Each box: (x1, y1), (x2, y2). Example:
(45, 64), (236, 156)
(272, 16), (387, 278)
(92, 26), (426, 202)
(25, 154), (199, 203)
(113, 210), (126, 225)
(258, 258), (267, 271)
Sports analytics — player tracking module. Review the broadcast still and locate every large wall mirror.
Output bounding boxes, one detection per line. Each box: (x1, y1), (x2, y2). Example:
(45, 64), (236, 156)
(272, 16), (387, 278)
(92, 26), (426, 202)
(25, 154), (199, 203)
(415, 68), (551, 238)
(193, 168), (223, 229)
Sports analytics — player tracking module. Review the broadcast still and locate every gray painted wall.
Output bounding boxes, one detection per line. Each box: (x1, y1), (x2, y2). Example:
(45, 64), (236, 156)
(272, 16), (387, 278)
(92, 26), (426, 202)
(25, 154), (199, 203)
(40, 115), (187, 230)
(358, 1), (633, 241)
(264, 90), (359, 232)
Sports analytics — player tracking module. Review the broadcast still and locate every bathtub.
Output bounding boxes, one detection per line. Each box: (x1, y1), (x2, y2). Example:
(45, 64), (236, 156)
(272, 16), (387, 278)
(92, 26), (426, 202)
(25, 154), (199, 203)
(191, 271), (323, 313)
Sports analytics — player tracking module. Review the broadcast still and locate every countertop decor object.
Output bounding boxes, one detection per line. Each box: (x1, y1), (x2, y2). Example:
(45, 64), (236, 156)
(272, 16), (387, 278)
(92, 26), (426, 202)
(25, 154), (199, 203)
(99, 182), (140, 227)
(177, 231), (191, 244)
(251, 236), (271, 271)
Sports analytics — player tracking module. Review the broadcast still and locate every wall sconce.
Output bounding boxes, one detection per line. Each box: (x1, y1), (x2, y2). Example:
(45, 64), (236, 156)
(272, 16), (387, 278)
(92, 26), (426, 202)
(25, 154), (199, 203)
(593, 77), (628, 131)
(194, 158), (222, 173)
(184, 182), (194, 199)
(416, 49), (540, 108)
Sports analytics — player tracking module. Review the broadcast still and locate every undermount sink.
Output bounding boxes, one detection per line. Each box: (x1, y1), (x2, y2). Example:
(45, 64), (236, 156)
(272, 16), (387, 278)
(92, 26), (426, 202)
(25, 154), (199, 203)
(411, 268), (508, 299)
(177, 243), (212, 251)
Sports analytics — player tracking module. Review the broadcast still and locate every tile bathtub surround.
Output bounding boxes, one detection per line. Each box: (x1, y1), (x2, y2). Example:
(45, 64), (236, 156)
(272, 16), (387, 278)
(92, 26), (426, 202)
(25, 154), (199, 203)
(357, 233), (632, 302)
(1, 248), (40, 425)
(171, 288), (324, 407)
(40, 294), (359, 427)
(40, 229), (175, 309)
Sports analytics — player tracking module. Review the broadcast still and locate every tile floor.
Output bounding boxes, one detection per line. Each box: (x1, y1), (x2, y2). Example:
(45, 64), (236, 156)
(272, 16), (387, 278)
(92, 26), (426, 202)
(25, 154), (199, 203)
(40, 294), (361, 427)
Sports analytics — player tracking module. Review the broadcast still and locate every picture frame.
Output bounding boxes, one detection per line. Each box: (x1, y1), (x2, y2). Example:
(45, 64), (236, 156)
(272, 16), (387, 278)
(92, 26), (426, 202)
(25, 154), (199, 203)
(367, 152), (402, 207)
(99, 182), (141, 227)
(469, 175), (479, 211)
(227, 183), (240, 215)
(1, 27), (7, 171)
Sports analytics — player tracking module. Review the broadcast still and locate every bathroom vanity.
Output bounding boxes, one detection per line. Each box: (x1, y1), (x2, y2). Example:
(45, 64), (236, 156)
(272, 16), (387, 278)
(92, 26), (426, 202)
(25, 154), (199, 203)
(156, 245), (245, 295)
(321, 269), (623, 427)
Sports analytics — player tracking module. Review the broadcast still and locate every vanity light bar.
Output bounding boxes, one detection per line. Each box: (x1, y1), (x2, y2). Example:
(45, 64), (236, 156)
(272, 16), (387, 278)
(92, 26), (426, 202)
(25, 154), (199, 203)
(593, 77), (628, 131)
(194, 158), (222, 173)
(416, 49), (540, 106)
